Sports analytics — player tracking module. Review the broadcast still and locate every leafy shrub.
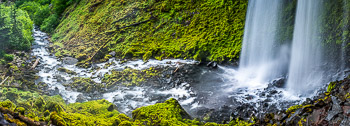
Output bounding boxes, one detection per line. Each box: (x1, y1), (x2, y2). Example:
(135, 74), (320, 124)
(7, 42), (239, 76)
(34, 5), (50, 26)
(4, 54), (14, 61)
(19, 1), (41, 19)
(35, 0), (52, 5)
(41, 14), (59, 33)
(52, 0), (68, 15)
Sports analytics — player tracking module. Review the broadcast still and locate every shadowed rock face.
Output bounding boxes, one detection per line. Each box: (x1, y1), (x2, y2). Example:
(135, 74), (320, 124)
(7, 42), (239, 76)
(253, 76), (350, 125)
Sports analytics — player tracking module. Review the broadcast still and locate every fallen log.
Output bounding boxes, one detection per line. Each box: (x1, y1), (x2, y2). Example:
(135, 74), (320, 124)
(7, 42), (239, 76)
(173, 67), (179, 73)
(0, 76), (8, 85)
(89, 40), (110, 62)
(31, 58), (40, 69)
(0, 107), (45, 126)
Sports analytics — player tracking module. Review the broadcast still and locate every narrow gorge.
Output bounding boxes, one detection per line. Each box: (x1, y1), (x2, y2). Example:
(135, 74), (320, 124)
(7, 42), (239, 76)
(0, 0), (349, 125)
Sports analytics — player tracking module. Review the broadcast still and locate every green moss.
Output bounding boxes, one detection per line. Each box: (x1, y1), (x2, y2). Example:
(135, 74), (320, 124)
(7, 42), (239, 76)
(327, 81), (337, 92)
(286, 105), (302, 113)
(0, 88), (132, 126)
(102, 67), (160, 87)
(0, 88), (250, 125)
(57, 67), (77, 75)
(228, 118), (254, 126)
(132, 98), (200, 125)
(286, 104), (314, 114)
(67, 77), (104, 93)
(52, 0), (248, 63)
(15, 107), (26, 115)
(0, 100), (15, 109)
(50, 112), (67, 126)
(50, 100), (130, 125)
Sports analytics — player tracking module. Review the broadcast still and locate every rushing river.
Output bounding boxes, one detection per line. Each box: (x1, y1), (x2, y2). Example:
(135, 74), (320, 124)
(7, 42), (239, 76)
(30, 28), (305, 120)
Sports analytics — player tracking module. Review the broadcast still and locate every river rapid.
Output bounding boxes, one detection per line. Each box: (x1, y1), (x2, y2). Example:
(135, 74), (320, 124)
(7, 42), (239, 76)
(31, 28), (304, 121)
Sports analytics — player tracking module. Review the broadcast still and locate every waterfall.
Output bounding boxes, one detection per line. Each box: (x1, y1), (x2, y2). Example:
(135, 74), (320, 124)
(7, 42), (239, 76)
(286, 0), (324, 95)
(239, 0), (350, 96)
(238, 0), (288, 86)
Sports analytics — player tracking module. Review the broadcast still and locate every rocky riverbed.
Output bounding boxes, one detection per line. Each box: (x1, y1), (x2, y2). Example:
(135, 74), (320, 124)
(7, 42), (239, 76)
(0, 28), (349, 125)
(27, 27), (309, 124)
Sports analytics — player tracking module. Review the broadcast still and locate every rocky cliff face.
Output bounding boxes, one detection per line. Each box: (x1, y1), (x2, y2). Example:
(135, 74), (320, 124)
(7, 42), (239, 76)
(50, 0), (248, 65)
(254, 76), (350, 125)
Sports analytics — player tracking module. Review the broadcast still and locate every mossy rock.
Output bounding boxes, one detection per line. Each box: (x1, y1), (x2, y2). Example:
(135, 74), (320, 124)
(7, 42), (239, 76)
(132, 98), (195, 125)
(57, 67), (77, 75)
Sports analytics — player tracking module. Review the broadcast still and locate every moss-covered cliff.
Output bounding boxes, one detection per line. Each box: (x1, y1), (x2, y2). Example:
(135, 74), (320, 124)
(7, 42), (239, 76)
(51, 0), (248, 63)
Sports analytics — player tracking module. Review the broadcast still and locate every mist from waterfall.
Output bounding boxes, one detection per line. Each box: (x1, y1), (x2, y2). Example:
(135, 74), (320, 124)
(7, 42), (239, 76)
(286, 0), (324, 95)
(240, 0), (350, 96)
(238, 0), (289, 88)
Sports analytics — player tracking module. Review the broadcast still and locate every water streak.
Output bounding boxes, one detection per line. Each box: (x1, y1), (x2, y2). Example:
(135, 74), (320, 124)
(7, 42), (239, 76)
(239, 0), (288, 88)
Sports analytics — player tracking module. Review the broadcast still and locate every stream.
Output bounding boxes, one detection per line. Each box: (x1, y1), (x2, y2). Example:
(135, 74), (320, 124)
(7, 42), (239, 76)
(31, 28), (304, 120)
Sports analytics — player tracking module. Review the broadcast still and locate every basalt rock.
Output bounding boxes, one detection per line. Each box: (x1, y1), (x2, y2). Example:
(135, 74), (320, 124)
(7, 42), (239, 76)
(254, 76), (350, 125)
(62, 57), (78, 65)
(206, 61), (218, 68)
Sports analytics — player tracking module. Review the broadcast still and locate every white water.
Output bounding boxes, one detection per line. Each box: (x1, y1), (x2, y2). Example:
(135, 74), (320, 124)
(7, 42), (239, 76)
(239, 0), (289, 87)
(29, 0), (350, 119)
(31, 30), (82, 103)
(239, 0), (350, 97)
(286, 0), (324, 95)
(31, 28), (199, 114)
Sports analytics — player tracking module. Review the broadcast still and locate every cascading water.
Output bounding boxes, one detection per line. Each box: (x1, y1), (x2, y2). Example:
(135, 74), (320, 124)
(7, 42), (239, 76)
(28, 0), (350, 122)
(286, 0), (324, 95)
(31, 28), (199, 115)
(238, 0), (289, 88)
(286, 0), (350, 95)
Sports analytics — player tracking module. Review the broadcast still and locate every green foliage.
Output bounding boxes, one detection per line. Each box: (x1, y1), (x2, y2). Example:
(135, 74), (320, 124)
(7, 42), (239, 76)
(52, 0), (248, 63)
(35, 0), (52, 5)
(33, 5), (50, 26)
(0, 4), (33, 51)
(18, 0), (76, 33)
(41, 14), (59, 33)
(4, 54), (14, 61)
(51, 0), (69, 15)
(19, 1), (41, 19)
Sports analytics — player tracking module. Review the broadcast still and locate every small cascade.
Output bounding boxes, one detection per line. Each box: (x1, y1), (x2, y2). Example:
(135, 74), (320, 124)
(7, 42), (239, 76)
(286, 0), (350, 95)
(238, 0), (288, 88)
(31, 28), (199, 115)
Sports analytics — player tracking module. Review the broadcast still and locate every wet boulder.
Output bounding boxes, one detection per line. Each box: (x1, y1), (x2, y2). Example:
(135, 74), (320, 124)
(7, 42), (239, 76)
(132, 98), (194, 125)
(206, 62), (218, 68)
(109, 51), (116, 57)
(76, 94), (87, 103)
(62, 57), (78, 65)
(270, 78), (286, 88)
(326, 96), (343, 121)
